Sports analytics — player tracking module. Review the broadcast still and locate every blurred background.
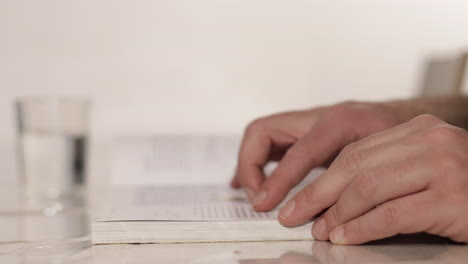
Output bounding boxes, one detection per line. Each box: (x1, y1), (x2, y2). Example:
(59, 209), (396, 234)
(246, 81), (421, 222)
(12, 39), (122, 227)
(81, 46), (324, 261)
(1, 0), (468, 190)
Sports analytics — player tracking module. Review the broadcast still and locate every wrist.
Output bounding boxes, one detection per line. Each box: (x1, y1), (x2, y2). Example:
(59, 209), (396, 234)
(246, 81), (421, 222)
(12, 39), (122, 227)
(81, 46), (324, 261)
(383, 95), (468, 129)
(382, 100), (425, 124)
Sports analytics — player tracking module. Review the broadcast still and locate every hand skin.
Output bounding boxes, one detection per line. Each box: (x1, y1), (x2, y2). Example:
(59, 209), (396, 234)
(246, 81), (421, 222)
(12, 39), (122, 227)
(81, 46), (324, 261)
(231, 101), (403, 207)
(280, 114), (468, 244)
(232, 95), (468, 244)
(232, 95), (468, 211)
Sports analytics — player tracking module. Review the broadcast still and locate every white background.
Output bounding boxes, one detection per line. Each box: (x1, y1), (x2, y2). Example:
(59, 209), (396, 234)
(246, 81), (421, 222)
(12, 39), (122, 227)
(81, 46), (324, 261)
(1, 1), (468, 188)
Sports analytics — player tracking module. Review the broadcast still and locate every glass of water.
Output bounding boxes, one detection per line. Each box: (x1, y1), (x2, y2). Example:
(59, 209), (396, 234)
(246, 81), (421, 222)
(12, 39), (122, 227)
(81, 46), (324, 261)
(16, 97), (90, 214)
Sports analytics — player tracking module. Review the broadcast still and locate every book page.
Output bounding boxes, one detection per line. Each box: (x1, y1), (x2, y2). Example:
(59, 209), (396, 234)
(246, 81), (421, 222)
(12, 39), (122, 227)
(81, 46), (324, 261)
(110, 135), (241, 185)
(99, 185), (278, 222)
(104, 135), (325, 222)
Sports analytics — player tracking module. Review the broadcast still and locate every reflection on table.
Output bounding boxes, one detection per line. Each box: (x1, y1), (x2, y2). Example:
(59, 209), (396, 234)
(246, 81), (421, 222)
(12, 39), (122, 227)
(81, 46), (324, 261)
(1, 188), (468, 264)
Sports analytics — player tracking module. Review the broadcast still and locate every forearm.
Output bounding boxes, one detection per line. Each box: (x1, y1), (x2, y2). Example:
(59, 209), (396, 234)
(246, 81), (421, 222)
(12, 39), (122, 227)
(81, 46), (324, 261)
(384, 95), (468, 130)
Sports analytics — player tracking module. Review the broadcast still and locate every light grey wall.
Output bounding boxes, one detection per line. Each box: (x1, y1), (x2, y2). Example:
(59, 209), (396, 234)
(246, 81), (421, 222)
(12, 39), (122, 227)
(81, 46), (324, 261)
(1, 0), (468, 186)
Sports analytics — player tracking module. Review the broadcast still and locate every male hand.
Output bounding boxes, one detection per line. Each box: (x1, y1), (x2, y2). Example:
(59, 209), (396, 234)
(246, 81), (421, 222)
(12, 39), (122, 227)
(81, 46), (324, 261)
(279, 114), (468, 244)
(231, 102), (403, 210)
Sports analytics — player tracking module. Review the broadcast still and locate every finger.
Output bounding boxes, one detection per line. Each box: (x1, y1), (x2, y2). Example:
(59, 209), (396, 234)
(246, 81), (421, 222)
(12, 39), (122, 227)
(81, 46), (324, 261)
(252, 117), (355, 211)
(278, 134), (423, 227)
(329, 191), (435, 245)
(306, 117), (450, 231)
(279, 114), (440, 226)
(232, 129), (295, 200)
(232, 112), (316, 196)
(247, 113), (437, 209)
(326, 115), (442, 172)
(253, 114), (440, 212)
(314, 157), (432, 240)
(230, 130), (269, 190)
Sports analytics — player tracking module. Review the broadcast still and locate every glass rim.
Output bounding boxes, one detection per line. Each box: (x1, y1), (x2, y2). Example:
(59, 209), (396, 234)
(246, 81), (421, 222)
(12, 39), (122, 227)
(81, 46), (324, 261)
(16, 96), (91, 105)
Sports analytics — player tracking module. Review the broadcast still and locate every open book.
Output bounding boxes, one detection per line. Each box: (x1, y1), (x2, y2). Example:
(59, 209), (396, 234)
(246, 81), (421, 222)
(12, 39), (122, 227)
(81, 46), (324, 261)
(92, 185), (315, 244)
(92, 135), (319, 244)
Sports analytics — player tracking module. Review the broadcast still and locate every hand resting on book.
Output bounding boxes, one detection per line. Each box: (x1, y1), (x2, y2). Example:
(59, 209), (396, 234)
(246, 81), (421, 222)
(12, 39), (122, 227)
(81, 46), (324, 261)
(232, 96), (468, 245)
(231, 102), (402, 206)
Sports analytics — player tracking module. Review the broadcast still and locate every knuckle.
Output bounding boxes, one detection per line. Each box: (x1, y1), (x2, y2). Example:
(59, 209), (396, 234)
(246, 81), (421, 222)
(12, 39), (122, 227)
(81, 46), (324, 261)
(341, 142), (356, 154)
(339, 144), (363, 173)
(377, 203), (399, 227)
(410, 114), (443, 127)
(326, 205), (341, 226)
(322, 102), (358, 122)
(285, 142), (312, 160)
(353, 172), (377, 199)
(245, 118), (267, 135)
(299, 184), (317, 204)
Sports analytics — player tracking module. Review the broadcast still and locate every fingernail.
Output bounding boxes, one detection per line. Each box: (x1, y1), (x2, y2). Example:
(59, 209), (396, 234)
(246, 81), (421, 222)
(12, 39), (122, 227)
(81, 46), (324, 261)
(244, 188), (256, 202)
(313, 218), (326, 239)
(279, 200), (295, 219)
(252, 191), (267, 206)
(330, 226), (345, 244)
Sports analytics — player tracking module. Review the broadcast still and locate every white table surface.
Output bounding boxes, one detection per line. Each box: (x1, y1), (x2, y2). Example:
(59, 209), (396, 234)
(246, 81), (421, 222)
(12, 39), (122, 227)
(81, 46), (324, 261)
(1, 187), (468, 264)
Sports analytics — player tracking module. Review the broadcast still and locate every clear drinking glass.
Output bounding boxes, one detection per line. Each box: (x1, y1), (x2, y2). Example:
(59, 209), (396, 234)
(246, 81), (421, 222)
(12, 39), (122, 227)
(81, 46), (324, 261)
(16, 97), (90, 214)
